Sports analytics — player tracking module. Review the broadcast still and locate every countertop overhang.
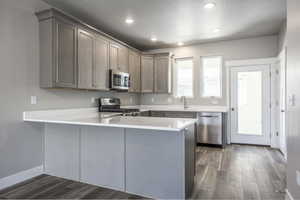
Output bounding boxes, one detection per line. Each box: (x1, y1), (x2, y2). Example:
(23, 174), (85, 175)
(23, 108), (197, 131)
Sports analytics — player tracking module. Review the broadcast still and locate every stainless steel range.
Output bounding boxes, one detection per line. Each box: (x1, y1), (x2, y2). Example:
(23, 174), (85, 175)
(98, 97), (140, 116)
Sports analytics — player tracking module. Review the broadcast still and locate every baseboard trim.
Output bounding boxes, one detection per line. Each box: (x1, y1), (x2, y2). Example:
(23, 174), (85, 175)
(0, 165), (43, 190)
(286, 189), (294, 200)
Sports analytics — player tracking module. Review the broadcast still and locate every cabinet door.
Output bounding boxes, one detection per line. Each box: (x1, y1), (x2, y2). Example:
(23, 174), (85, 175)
(141, 56), (154, 93)
(55, 19), (77, 88)
(119, 45), (129, 73)
(109, 43), (119, 71)
(81, 127), (125, 190)
(78, 29), (94, 89)
(94, 35), (109, 90)
(129, 50), (141, 92)
(164, 111), (197, 118)
(154, 56), (171, 93)
(110, 42), (129, 73)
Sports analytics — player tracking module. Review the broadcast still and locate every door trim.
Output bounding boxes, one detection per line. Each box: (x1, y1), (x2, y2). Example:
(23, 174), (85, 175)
(230, 65), (271, 145)
(225, 57), (277, 145)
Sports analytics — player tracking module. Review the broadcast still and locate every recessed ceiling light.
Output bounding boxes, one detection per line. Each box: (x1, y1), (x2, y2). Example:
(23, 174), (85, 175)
(125, 18), (134, 24)
(204, 2), (216, 9)
(151, 37), (157, 42)
(213, 28), (220, 33)
(177, 42), (184, 46)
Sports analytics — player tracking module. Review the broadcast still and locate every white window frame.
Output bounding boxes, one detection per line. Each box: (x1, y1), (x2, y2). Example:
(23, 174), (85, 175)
(200, 55), (223, 98)
(173, 57), (194, 98)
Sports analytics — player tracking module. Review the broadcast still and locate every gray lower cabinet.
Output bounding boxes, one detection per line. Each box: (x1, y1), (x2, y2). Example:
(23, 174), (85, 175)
(44, 124), (80, 181)
(37, 11), (78, 88)
(81, 126), (125, 190)
(154, 54), (172, 93)
(141, 55), (154, 93)
(44, 124), (125, 190)
(129, 50), (141, 92)
(43, 123), (195, 199)
(125, 126), (194, 199)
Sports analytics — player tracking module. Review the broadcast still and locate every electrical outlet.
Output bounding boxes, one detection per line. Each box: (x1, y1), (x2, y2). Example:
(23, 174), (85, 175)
(31, 96), (37, 105)
(151, 97), (155, 103)
(91, 97), (96, 103)
(289, 94), (296, 107)
(168, 97), (172, 103)
(296, 170), (300, 186)
(130, 97), (133, 104)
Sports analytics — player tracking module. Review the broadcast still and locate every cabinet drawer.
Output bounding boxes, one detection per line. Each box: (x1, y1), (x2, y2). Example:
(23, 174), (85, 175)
(150, 111), (166, 117)
(164, 111), (197, 119)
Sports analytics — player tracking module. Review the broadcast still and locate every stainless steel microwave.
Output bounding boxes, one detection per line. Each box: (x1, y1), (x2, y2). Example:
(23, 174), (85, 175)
(109, 69), (130, 91)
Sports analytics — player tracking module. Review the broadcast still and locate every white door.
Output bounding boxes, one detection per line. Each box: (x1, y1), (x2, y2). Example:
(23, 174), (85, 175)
(230, 65), (271, 145)
(279, 49), (287, 158)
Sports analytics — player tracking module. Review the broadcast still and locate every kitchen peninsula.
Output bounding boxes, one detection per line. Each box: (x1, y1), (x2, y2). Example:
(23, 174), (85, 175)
(23, 108), (196, 199)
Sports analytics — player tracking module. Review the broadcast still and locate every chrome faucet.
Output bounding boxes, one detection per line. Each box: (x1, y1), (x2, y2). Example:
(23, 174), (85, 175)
(181, 96), (188, 109)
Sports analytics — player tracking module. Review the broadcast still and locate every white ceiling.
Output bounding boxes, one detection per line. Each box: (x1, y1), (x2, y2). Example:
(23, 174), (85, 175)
(43, 0), (286, 50)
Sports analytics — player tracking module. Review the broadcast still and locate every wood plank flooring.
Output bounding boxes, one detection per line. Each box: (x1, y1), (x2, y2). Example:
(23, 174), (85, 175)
(0, 145), (286, 199)
(192, 145), (286, 200)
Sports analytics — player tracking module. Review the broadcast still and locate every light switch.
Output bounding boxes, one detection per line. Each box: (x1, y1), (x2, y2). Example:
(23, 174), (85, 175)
(130, 97), (133, 104)
(31, 96), (37, 105)
(91, 97), (96, 103)
(151, 97), (155, 103)
(168, 97), (172, 103)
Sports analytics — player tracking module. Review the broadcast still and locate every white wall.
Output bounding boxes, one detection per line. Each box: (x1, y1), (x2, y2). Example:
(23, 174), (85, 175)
(286, 0), (300, 198)
(0, 0), (139, 179)
(141, 35), (278, 106)
(278, 20), (287, 54)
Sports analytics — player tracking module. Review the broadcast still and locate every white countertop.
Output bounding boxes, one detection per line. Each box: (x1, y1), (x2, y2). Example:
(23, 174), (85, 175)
(121, 105), (229, 113)
(23, 108), (197, 131)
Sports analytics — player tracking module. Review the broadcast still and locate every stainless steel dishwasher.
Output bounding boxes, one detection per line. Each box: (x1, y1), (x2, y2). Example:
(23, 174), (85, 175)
(197, 112), (223, 145)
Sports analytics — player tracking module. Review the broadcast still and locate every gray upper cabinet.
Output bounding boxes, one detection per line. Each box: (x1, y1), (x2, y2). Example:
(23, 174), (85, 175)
(78, 28), (110, 91)
(154, 54), (172, 93)
(141, 55), (154, 93)
(37, 9), (78, 88)
(78, 28), (94, 89)
(56, 19), (77, 88)
(93, 35), (110, 90)
(36, 9), (136, 91)
(129, 50), (141, 93)
(110, 42), (129, 73)
(119, 45), (129, 73)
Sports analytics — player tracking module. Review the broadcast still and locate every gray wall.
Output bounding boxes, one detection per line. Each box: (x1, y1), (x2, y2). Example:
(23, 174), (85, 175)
(286, 0), (300, 198)
(0, 0), (139, 179)
(141, 35), (279, 106)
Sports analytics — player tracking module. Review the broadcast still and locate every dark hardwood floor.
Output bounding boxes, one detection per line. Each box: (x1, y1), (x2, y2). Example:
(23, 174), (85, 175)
(0, 145), (286, 199)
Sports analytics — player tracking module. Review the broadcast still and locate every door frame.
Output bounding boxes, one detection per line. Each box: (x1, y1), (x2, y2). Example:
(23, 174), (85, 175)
(230, 65), (271, 145)
(225, 58), (278, 146)
(278, 48), (287, 159)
